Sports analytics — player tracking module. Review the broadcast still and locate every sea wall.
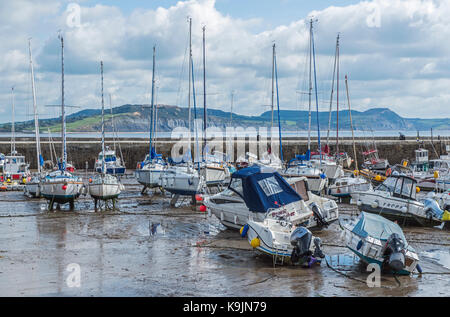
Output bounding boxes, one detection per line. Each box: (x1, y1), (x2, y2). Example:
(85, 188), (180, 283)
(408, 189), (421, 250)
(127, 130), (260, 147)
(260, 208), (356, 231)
(1, 137), (448, 171)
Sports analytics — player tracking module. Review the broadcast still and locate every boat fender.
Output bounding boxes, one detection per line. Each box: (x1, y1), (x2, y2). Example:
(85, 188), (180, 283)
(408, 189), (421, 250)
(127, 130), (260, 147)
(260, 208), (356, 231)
(240, 224), (249, 237)
(371, 200), (379, 209)
(250, 237), (260, 248)
(401, 206), (407, 213)
(357, 200), (362, 207)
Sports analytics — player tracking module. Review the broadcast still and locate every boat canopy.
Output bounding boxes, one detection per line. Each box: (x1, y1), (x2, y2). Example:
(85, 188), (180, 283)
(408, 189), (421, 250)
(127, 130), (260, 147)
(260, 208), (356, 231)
(229, 164), (302, 213)
(352, 212), (408, 242)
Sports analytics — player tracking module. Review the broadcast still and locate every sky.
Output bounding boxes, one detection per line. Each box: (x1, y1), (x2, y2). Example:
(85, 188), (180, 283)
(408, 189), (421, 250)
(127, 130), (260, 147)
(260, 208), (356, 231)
(1, 0), (450, 124)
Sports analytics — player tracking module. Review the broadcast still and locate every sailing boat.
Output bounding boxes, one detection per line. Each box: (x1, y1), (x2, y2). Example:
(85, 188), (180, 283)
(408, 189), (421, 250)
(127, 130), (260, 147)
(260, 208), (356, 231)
(160, 18), (204, 202)
(40, 34), (84, 210)
(2, 87), (30, 185)
(24, 39), (44, 198)
(198, 26), (231, 186)
(94, 95), (126, 175)
(283, 19), (328, 193)
(135, 45), (167, 193)
(88, 61), (124, 210)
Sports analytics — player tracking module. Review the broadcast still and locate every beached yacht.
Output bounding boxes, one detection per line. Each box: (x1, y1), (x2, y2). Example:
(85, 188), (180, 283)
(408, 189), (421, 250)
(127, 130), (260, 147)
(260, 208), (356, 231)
(353, 174), (449, 226)
(40, 35), (84, 210)
(339, 212), (421, 275)
(203, 165), (338, 230)
(328, 175), (371, 198)
(94, 146), (125, 175)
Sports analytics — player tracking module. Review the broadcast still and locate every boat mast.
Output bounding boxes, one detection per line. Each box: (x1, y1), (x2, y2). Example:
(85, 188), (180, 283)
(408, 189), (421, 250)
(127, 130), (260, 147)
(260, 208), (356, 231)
(100, 61), (105, 175)
(274, 44), (283, 162)
(59, 34), (67, 170)
(311, 20), (322, 164)
(345, 75), (358, 170)
(10, 87), (15, 155)
(202, 25), (207, 159)
(307, 19), (313, 152)
(271, 43), (275, 131)
(149, 45), (156, 160)
(188, 17), (192, 162)
(154, 86), (158, 153)
(29, 39), (42, 174)
(336, 34), (340, 156)
(326, 35), (338, 148)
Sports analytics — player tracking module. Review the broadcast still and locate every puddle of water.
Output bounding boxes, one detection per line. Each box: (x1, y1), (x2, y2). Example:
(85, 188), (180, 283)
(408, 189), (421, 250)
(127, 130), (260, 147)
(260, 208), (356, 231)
(422, 250), (450, 270)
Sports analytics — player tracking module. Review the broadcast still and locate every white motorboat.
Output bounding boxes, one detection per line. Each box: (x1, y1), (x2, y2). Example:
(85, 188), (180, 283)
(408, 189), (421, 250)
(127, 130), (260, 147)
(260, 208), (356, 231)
(283, 163), (328, 194)
(353, 174), (449, 227)
(328, 176), (372, 198)
(3, 152), (30, 183)
(245, 208), (325, 266)
(339, 212), (421, 275)
(203, 165), (338, 230)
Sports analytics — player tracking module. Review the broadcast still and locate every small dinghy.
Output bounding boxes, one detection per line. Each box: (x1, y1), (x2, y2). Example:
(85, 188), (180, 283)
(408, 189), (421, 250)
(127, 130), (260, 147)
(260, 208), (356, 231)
(339, 212), (421, 275)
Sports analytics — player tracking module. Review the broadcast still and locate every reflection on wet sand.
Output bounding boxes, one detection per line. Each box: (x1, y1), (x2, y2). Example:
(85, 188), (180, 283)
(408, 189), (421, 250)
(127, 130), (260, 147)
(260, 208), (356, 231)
(0, 177), (448, 296)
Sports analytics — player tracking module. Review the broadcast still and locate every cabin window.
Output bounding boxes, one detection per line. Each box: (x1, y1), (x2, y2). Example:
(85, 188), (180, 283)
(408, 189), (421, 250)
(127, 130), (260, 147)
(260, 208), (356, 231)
(258, 176), (283, 197)
(229, 178), (244, 198)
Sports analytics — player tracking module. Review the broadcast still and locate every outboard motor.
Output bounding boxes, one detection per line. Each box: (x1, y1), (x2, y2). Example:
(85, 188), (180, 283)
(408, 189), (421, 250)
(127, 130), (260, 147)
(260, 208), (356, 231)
(290, 227), (324, 267)
(383, 233), (406, 272)
(310, 203), (329, 228)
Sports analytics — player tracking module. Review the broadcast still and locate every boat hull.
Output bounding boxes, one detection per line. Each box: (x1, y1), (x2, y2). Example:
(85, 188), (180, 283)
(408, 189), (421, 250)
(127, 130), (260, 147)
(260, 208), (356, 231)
(40, 181), (84, 204)
(88, 183), (122, 200)
(135, 169), (163, 188)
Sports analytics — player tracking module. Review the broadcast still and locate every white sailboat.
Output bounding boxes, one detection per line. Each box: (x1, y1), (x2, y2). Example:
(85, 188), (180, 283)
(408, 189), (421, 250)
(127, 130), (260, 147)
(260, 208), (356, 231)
(160, 18), (204, 201)
(24, 39), (44, 198)
(40, 34), (84, 210)
(88, 61), (124, 210)
(135, 45), (167, 192)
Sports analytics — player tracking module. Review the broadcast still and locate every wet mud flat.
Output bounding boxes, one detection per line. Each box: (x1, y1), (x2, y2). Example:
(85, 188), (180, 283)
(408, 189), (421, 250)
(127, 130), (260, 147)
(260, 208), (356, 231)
(0, 176), (448, 296)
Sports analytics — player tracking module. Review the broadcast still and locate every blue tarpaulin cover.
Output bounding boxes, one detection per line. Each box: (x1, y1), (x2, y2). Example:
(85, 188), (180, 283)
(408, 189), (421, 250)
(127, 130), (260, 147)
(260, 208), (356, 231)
(231, 164), (302, 213)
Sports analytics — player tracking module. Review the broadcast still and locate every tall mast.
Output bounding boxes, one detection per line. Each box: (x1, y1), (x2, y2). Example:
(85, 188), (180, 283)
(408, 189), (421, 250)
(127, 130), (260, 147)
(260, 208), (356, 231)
(345, 75), (358, 170)
(336, 34), (340, 155)
(100, 61), (105, 175)
(149, 45), (156, 159)
(188, 17), (192, 159)
(29, 39), (41, 174)
(154, 86), (158, 152)
(274, 44), (283, 162)
(60, 34), (66, 170)
(10, 87), (15, 154)
(326, 34), (338, 148)
(311, 20), (322, 164)
(307, 19), (313, 151)
(271, 43), (275, 131)
(109, 94), (116, 153)
(202, 25), (207, 158)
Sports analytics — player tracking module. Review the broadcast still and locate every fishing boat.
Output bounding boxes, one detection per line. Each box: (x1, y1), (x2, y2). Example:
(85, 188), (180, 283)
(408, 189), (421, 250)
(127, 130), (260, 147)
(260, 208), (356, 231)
(88, 61), (124, 209)
(353, 174), (449, 226)
(24, 39), (44, 198)
(339, 212), (421, 275)
(203, 164), (338, 230)
(40, 34), (84, 210)
(362, 149), (389, 171)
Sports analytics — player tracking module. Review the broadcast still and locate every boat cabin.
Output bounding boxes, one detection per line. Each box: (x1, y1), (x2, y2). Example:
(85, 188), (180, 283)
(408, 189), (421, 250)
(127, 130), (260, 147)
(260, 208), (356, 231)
(376, 175), (418, 201)
(227, 164), (302, 213)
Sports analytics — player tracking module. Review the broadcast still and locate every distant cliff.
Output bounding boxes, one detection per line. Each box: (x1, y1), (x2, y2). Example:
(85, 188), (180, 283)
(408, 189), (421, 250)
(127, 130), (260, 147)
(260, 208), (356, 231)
(0, 104), (448, 132)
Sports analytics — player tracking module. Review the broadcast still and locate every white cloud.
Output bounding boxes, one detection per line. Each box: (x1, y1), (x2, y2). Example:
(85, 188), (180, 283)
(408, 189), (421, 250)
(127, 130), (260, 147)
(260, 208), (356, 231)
(0, 0), (450, 124)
